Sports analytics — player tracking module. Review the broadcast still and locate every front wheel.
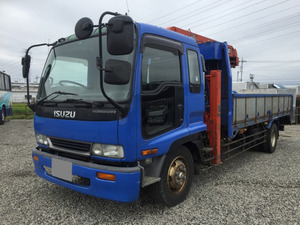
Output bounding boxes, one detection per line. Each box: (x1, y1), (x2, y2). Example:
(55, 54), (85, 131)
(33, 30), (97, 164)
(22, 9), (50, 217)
(151, 146), (194, 206)
(264, 123), (278, 153)
(0, 106), (5, 125)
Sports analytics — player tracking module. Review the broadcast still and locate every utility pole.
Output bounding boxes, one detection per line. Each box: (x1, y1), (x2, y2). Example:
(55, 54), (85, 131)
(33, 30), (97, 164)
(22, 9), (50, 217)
(239, 57), (247, 82)
(35, 75), (39, 83)
(249, 73), (255, 82)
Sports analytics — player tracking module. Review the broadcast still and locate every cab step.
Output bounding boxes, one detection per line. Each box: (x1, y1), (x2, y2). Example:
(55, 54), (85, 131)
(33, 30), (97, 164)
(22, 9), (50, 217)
(142, 176), (161, 188)
(201, 147), (214, 152)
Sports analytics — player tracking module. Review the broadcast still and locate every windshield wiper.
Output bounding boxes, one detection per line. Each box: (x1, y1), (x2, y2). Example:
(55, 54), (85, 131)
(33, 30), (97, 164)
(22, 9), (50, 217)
(30, 91), (78, 111)
(58, 98), (93, 108)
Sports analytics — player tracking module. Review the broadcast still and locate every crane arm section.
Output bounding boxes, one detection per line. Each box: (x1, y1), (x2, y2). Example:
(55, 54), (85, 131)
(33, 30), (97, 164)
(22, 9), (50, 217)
(166, 26), (239, 68)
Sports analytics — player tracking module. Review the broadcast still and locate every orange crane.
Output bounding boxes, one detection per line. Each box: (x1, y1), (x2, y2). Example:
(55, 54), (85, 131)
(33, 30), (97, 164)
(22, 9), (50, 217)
(166, 26), (239, 68)
(166, 26), (240, 166)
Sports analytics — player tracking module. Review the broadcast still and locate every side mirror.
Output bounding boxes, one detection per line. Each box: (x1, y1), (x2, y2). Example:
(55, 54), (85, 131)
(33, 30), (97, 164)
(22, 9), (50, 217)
(104, 59), (131, 85)
(21, 55), (31, 78)
(107, 15), (134, 55)
(75, 17), (94, 40)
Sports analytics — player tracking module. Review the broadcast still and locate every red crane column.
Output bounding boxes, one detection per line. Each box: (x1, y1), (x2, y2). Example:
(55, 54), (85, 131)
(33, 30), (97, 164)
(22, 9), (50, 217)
(205, 70), (222, 165)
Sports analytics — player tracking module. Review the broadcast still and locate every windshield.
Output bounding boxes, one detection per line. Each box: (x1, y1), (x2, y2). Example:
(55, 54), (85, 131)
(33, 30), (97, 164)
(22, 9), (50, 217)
(37, 35), (135, 103)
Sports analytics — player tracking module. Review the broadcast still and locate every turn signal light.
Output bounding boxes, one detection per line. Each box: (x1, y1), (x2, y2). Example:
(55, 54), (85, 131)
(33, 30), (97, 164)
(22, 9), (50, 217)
(97, 172), (116, 181)
(141, 148), (158, 156)
(33, 155), (39, 162)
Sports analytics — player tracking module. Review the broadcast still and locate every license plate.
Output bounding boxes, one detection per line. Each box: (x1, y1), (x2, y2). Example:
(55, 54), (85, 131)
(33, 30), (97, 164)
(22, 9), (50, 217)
(52, 158), (72, 182)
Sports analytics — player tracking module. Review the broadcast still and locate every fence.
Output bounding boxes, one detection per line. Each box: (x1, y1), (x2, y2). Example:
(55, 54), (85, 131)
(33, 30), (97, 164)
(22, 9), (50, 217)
(9, 104), (34, 119)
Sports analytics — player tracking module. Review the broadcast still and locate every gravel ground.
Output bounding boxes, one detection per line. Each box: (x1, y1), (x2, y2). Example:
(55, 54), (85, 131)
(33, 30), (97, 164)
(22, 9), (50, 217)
(0, 120), (299, 224)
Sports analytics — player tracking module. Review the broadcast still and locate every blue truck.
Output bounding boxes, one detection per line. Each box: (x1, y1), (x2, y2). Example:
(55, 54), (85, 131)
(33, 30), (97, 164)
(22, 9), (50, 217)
(22, 12), (292, 206)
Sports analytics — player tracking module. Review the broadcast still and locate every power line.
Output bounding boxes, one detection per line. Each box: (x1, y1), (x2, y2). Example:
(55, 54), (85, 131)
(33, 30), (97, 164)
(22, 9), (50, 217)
(231, 22), (300, 43)
(142, 0), (297, 50)
(136, 0), (184, 21)
(234, 29), (300, 48)
(205, 4), (300, 36)
(157, 0), (232, 27)
(2, 60), (20, 69)
(181, 0), (264, 29)
(194, 0), (291, 32)
(213, 13), (300, 41)
(146, 0), (203, 24)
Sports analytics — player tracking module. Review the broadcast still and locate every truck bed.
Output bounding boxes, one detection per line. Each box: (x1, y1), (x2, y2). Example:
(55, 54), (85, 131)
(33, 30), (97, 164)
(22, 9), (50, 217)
(231, 93), (293, 136)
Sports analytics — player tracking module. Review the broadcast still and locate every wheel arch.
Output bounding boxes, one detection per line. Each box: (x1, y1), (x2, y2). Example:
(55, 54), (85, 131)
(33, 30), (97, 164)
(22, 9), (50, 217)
(142, 132), (204, 184)
(169, 132), (204, 163)
(266, 119), (279, 129)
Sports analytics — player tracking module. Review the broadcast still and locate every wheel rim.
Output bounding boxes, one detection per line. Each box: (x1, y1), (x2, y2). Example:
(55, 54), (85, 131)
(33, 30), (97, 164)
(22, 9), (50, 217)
(270, 128), (276, 148)
(167, 156), (188, 194)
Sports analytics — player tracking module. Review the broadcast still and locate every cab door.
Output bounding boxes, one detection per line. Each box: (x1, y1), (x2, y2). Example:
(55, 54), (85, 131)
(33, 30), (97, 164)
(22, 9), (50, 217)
(136, 34), (185, 155)
(185, 46), (206, 134)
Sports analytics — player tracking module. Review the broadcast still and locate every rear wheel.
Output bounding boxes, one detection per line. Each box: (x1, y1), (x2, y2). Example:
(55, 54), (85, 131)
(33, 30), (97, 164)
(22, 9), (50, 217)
(151, 146), (194, 206)
(0, 106), (5, 125)
(264, 123), (278, 153)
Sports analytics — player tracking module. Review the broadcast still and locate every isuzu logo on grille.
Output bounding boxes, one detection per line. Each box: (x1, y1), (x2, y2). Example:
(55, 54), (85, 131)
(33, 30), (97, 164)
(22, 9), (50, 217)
(54, 110), (76, 118)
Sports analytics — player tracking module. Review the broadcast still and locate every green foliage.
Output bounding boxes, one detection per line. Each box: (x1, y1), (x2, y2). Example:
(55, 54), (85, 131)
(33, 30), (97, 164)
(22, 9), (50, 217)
(7, 103), (34, 119)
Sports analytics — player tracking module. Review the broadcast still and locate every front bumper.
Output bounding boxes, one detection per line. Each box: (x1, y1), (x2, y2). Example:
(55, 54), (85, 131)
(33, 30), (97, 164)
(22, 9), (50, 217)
(32, 148), (141, 202)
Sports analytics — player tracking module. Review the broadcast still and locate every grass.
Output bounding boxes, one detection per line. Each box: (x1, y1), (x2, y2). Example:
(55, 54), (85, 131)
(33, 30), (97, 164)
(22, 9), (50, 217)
(7, 103), (34, 119)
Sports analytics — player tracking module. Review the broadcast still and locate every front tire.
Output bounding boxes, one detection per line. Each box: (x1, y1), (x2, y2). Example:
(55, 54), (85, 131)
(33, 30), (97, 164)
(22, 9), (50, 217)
(264, 123), (278, 153)
(151, 146), (194, 206)
(0, 106), (5, 125)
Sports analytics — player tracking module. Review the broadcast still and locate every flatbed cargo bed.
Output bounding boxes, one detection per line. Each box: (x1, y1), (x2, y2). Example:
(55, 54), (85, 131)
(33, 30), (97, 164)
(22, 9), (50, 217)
(231, 93), (292, 137)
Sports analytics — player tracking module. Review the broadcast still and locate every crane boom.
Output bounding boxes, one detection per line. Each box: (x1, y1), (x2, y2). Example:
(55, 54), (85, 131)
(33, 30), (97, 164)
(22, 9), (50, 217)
(166, 26), (239, 68)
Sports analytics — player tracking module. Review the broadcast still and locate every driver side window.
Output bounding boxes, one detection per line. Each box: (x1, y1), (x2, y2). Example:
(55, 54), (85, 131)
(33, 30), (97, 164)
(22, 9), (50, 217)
(141, 46), (181, 91)
(141, 43), (183, 139)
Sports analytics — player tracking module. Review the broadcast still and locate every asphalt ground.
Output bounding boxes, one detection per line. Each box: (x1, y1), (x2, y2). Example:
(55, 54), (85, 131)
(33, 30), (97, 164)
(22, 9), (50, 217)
(0, 120), (299, 224)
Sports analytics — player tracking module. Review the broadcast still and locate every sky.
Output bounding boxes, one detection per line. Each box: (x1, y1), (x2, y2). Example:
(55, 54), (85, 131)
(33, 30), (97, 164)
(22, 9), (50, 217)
(0, 0), (299, 85)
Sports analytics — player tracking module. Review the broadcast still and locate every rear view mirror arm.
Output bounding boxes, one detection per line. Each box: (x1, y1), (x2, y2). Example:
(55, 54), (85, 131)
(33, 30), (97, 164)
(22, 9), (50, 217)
(22, 42), (56, 107)
(99, 71), (126, 116)
(98, 12), (120, 72)
(97, 12), (125, 116)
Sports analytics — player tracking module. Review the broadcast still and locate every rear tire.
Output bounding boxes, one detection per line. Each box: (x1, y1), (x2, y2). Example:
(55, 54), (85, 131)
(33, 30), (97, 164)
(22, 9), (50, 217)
(264, 123), (278, 153)
(0, 106), (5, 125)
(151, 146), (194, 206)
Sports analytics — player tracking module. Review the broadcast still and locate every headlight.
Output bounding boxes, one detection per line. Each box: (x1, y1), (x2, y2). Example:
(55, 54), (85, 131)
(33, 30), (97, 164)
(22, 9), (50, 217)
(91, 144), (124, 159)
(35, 133), (49, 146)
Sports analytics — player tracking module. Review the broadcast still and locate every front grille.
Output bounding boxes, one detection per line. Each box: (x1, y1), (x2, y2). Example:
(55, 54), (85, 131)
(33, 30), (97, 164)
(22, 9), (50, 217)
(49, 137), (91, 153)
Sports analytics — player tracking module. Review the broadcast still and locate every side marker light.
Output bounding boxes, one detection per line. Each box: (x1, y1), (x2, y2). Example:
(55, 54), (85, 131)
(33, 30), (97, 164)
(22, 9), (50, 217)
(141, 148), (158, 156)
(97, 172), (116, 181)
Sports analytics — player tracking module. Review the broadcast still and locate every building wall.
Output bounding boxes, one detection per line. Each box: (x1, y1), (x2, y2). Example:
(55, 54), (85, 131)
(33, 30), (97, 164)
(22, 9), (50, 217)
(11, 83), (38, 103)
(285, 85), (300, 95)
